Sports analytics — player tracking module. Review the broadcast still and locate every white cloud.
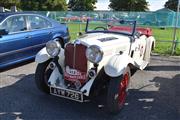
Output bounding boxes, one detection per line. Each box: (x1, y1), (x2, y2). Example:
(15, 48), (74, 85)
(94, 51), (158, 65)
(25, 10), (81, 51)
(95, 0), (110, 10)
(68, 0), (168, 11)
(148, 0), (167, 11)
(95, 0), (168, 11)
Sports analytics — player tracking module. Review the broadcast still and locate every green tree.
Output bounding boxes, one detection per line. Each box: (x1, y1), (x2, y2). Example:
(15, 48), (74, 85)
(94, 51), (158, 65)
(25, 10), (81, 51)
(45, 0), (67, 11)
(20, 0), (67, 11)
(68, 0), (97, 11)
(0, 0), (20, 8)
(165, 0), (179, 11)
(109, 0), (149, 11)
(20, 0), (39, 11)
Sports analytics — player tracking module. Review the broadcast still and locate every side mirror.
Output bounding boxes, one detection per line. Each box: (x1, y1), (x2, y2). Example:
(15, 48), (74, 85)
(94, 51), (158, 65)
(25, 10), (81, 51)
(0, 29), (8, 36)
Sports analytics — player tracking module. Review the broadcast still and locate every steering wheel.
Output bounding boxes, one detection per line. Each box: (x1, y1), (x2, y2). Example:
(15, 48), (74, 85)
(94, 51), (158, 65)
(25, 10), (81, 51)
(94, 26), (107, 30)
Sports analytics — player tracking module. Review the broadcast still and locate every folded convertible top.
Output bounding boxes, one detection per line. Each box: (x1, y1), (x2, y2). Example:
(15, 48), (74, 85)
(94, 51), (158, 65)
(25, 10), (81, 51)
(109, 26), (152, 37)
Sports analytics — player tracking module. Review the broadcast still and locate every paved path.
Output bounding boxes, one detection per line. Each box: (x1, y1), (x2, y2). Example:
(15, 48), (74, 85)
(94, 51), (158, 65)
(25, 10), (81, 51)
(0, 55), (180, 120)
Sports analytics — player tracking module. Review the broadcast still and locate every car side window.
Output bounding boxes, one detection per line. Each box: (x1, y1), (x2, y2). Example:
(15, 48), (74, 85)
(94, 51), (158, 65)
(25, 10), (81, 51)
(0, 16), (27, 33)
(28, 15), (52, 30)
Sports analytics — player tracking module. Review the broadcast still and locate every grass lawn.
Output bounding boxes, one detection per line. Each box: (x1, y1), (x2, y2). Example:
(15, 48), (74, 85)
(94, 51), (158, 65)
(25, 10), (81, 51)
(152, 27), (180, 55)
(67, 23), (180, 55)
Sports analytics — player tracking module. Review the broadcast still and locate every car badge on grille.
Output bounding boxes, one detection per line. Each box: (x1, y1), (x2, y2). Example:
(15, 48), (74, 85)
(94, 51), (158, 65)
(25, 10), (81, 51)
(65, 66), (81, 76)
(64, 66), (87, 81)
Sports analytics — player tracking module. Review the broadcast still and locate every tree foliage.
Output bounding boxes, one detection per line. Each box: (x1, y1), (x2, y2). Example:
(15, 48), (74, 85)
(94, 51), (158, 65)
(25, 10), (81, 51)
(0, 0), (21, 8)
(0, 0), (67, 11)
(21, 0), (67, 11)
(68, 0), (97, 11)
(109, 0), (149, 11)
(45, 0), (67, 11)
(165, 0), (179, 11)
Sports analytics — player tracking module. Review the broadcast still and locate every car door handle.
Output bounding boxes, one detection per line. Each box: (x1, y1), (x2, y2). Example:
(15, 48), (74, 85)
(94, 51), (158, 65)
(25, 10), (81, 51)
(25, 35), (31, 39)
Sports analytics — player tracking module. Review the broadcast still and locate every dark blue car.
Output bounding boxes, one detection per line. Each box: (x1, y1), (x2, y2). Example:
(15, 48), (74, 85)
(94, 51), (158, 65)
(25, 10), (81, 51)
(0, 12), (70, 69)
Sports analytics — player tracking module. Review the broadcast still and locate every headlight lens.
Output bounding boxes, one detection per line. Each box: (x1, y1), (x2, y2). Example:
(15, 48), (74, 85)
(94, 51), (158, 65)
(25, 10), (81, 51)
(86, 45), (103, 63)
(46, 41), (61, 57)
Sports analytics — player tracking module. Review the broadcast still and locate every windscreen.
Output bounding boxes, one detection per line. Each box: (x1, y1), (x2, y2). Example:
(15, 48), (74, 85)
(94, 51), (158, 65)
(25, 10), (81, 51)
(87, 19), (135, 35)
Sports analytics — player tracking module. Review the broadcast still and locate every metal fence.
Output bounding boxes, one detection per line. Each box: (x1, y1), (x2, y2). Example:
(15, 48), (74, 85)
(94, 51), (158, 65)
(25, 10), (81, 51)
(36, 11), (180, 55)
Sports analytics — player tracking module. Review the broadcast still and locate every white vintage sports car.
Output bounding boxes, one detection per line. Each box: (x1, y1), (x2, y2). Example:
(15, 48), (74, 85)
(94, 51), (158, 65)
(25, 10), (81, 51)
(35, 19), (155, 114)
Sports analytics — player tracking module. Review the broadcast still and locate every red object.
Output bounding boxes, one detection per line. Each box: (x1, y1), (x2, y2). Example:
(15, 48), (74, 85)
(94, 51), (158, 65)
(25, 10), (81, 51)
(118, 73), (129, 106)
(109, 26), (152, 37)
(64, 44), (87, 84)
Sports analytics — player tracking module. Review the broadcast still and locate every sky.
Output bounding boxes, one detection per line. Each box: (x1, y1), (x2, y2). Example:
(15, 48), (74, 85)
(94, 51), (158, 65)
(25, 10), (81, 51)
(95, 0), (168, 11)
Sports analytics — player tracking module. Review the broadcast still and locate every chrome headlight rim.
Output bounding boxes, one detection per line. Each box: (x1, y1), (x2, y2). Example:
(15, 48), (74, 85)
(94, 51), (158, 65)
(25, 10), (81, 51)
(46, 41), (61, 58)
(86, 45), (104, 64)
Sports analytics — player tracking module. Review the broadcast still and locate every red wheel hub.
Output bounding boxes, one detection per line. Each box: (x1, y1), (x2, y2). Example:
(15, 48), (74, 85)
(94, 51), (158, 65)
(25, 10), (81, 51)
(118, 73), (129, 106)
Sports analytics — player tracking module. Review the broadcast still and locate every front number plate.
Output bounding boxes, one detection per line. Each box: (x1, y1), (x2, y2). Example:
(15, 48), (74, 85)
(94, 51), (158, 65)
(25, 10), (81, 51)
(50, 86), (83, 102)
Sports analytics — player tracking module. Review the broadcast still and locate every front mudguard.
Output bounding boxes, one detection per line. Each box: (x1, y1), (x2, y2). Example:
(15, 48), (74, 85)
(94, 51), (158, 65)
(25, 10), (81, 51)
(35, 47), (65, 67)
(104, 54), (134, 77)
(35, 48), (51, 63)
(144, 36), (156, 62)
(35, 47), (65, 86)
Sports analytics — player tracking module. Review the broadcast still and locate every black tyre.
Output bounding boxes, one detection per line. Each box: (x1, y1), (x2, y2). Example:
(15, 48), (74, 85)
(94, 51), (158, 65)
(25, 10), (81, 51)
(106, 66), (131, 114)
(35, 60), (53, 94)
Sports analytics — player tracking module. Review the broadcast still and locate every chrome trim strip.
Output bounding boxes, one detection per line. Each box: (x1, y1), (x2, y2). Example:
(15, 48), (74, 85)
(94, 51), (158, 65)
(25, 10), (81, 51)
(0, 42), (46, 57)
(7, 27), (53, 35)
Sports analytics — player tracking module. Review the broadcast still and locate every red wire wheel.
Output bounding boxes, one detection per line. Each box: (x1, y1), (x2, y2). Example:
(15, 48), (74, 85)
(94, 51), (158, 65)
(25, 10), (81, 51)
(106, 66), (131, 114)
(118, 72), (129, 107)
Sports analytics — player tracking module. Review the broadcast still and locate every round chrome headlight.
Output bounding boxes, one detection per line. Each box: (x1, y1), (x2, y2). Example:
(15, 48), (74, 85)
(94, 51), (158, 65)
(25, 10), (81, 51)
(46, 41), (61, 57)
(86, 45), (104, 63)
